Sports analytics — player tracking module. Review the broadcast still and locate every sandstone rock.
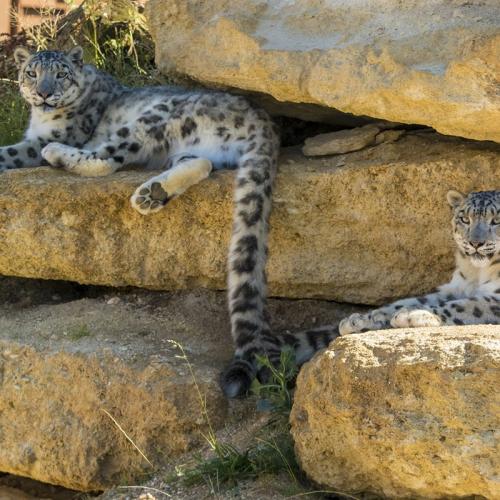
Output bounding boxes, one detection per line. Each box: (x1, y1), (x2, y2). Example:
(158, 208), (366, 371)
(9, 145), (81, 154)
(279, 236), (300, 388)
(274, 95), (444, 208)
(374, 129), (406, 145)
(0, 134), (499, 304)
(302, 125), (381, 156)
(146, 0), (500, 143)
(290, 327), (500, 499)
(0, 293), (228, 491)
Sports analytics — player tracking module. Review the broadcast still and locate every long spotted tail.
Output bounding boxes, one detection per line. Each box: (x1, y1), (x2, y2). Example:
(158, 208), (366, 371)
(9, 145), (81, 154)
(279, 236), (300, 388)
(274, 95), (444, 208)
(276, 325), (340, 366)
(220, 111), (340, 398)
(220, 111), (280, 398)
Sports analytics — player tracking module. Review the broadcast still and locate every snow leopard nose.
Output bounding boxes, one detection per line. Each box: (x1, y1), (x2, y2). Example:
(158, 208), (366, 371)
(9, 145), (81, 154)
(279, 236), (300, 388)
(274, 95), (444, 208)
(470, 240), (485, 249)
(37, 89), (53, 99)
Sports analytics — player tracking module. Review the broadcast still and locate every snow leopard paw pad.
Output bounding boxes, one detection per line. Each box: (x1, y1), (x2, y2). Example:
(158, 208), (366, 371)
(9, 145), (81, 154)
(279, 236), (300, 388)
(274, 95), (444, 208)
(130, 181), (171, 215)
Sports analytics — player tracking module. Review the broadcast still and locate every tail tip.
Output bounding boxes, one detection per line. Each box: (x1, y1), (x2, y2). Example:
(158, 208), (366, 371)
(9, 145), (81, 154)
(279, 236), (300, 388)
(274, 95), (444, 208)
(220, 364), (253, 399)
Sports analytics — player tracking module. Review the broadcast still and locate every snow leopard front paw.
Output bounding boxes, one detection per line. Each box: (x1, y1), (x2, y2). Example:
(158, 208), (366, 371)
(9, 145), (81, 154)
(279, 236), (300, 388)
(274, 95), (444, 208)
(390, 308), (442, 328)
(339, 312), (388, 336)
(41, 142), (70, 168)
(130, 181), (171, 215)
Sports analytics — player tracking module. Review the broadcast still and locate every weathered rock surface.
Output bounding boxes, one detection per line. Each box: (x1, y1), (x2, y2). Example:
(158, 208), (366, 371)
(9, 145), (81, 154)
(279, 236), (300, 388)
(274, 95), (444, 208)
(290, 327), (500, 499)
(0, 134), (499, 304)
(374, 129), (405, 145)
(302, 125), (381, 156)
(0, 280), (361, 492)
(147, 0), (500, 142)
(0, 294), (228, 491)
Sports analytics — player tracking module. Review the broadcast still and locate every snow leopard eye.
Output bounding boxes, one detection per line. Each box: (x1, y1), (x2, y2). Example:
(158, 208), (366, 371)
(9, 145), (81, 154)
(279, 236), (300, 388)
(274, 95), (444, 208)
(491, 216), (500, 225)
(26, 70), (36, 78)
(56, 71), (67, 79)
(459, 216), (470, 225)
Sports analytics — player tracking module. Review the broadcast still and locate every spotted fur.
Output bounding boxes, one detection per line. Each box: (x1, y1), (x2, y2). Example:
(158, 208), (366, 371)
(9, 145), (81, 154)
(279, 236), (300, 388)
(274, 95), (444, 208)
(2, 47), (281, 398)
(339, 190), (500, 335)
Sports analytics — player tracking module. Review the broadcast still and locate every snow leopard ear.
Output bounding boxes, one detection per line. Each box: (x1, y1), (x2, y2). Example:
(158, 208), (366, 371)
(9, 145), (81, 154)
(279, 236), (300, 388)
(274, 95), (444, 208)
(447, 190), (465, 209)
(14, 47), (31, 68)
(67, 46), (84, 68)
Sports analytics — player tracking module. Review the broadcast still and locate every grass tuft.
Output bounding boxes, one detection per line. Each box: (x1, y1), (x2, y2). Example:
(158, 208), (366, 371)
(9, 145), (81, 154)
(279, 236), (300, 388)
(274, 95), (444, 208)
(170, 347), (303, 493)
(67, 323), (92, 340)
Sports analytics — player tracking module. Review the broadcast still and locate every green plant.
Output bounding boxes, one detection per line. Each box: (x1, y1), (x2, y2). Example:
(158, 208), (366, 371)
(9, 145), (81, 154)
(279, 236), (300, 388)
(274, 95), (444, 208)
(0, 80), (29, 146)
(67, 323), (92, 340)
(252, 347), (298, 415)
(170, 345), (302, 493)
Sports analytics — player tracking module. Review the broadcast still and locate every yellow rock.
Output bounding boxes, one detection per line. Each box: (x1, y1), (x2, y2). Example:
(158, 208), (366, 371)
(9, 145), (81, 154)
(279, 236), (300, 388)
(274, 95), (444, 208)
(0, 134), (499, 304)
(146, 0), (500, 142)
(290, 326), (500, 499)
(0, 294), (229, 491)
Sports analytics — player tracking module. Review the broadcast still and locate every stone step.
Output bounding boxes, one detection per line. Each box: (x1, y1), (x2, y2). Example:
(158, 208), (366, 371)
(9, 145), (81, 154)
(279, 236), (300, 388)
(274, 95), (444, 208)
(0, 133), (498, 304)
(291, 326), (500, 499)
(0, 292), (228, 491)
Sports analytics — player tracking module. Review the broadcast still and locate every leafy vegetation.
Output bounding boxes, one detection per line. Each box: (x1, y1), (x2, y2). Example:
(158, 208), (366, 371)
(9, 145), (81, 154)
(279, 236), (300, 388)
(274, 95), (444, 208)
(67, 323), (92, 340)
(0, 81), (28, 145)
(170, 346), (303, 493)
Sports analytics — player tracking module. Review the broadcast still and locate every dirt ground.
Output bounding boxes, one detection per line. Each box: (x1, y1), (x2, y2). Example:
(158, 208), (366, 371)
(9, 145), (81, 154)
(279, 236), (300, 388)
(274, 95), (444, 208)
(0, 275), (366, 500)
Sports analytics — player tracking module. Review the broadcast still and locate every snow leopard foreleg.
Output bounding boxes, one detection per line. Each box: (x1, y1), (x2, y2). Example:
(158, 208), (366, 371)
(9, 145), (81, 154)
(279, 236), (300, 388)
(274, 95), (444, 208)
(221, 121), (280, 398)
(41, 137), (143, 177)
(339, 291), (449, 335)
(0, 141), (44, 171)
(391, 296), (500, 327)
(130, 154), (213, 215)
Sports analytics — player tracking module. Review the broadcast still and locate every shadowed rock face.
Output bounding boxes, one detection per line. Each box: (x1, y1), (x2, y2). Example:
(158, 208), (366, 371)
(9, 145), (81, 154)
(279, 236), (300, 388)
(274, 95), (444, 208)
(0, 134), (499, 304)
(146, 0), (500, 142)
(290, 327), (500, 499)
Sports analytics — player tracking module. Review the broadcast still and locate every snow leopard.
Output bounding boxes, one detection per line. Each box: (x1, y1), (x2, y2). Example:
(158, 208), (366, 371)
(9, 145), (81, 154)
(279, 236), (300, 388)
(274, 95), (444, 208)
(1, 46), (280, 398)
(264, 190), (500, 368)
(338, 190), (500, 334)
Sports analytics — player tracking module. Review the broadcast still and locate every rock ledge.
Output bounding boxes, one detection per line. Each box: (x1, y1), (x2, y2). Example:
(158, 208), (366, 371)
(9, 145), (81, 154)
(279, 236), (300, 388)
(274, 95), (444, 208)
(0, 134), (499, 304)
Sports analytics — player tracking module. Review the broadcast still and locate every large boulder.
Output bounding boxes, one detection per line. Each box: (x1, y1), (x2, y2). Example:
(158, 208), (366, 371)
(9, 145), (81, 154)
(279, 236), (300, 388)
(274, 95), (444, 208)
(290, 327), (500, 499)
(146, 0), (500, 143)
(0, 134), (499, 304)
(0, 292), (229, 491)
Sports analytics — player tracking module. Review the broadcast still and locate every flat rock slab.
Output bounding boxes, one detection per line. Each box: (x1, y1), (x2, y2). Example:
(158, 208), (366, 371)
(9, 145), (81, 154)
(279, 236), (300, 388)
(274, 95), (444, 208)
(0, 282), (360, 492)
(0, 134), (500, 304)
(0, 293), (229, 491)
(147, 0), (500, 142)
(0, 134), (499, 304)
(302, 125), (381, 156)
(290, 327), (500, 499)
